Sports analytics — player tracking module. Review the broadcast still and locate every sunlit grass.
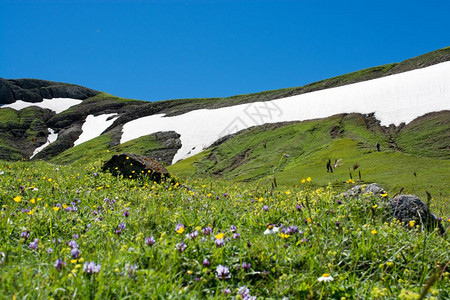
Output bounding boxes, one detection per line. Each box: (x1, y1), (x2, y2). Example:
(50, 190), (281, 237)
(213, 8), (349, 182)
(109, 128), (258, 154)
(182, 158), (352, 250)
(0, 160), (448, 299)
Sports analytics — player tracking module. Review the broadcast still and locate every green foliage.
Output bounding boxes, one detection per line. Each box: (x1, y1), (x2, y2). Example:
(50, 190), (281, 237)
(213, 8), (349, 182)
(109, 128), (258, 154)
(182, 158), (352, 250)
(169, 112), (450, 206)
(0, 161), (448, 299)
(51, 133), (168, 166)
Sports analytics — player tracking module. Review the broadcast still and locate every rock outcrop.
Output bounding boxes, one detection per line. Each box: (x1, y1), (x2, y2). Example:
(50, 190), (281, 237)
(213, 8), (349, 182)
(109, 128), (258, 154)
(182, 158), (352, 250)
(102, 153), (170, 182)
(0, 78), (99, 104)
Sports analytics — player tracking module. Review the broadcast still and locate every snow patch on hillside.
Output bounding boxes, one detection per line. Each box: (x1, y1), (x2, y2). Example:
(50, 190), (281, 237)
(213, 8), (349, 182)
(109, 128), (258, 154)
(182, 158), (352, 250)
(1, 98), (82, 114)
(123, 61), (450, 164)
(30, 128), (58, 159)
(74, 113), (118, 146)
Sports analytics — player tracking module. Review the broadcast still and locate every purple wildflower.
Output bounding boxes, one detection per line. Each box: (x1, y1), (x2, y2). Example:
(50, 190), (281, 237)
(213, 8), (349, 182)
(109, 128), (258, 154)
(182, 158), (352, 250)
(223, 193), (228, 197)
(202, 226), (212, 235)
(189, 230), (199, 240)
(122, 210), (130, 217)
(195, 277), (201, 282)
(68, 240), (79, 249)
(242, 262), (251, 271)
(29, 238), (39, 250)
(116, 223), (126, 235)
(71, 248), (80, 259)
(215, 238), (225, 248)
(238, 286), (250, 297)
(83, 261), (101, 274)
(230, 225), (237, 232)
(296, 204), (302, 211)
(55, 259), (65, 272)
(216, 264), (231, 279)
(127, 264), (138, 277)
(176, 241), (187, 253)
(222, 288), (231, 295)
(21, 208), (30, 213)
(262, 205), (269, 212)
(286, 226), (299, 234)
(336, 199), (343, 205)
(238, 286), (257, 299)
(21, 230), (30, 240)
(335, 221), (341, 227)
(72, 234), (79, 240)
(203, 258), (210, 267)
(233, 233), (241, 239)
(145, 236), (155, 246)
(47, 247), (53, 254)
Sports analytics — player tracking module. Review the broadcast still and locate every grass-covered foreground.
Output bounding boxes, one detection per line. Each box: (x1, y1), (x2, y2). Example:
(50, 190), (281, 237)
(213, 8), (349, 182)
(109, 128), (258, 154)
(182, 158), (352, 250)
(0, 160), (449, 299)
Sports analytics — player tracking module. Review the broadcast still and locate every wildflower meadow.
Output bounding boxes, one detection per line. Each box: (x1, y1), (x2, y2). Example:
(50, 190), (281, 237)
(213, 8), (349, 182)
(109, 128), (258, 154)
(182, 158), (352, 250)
(0, 160), (449, 299)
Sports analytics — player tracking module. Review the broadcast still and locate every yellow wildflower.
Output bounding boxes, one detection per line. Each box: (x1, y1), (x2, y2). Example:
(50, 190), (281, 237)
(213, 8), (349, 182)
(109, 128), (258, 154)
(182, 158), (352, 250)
(215, 232), (225, 240)
(381, 193), (388, 198)
(306, 177), (312, 182)
(278, 233), (290, 239)
(53, 207), (60, 212)
(301, 179), (306, 184)
(409, 220), (415, 228)
(371, 229), (377, 235)
(13, 196), (22, 203)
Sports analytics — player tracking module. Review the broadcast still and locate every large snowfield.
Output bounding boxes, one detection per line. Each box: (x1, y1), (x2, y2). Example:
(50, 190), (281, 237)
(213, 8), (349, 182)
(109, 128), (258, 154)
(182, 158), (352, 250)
(2, 62), (449, 163)
(121, 62), (450, 163)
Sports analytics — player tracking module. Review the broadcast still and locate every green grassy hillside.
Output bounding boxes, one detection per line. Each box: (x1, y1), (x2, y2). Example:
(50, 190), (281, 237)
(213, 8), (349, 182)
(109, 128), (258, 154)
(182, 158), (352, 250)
(168, 112), (450, 203)
(51, 133), (170, 166)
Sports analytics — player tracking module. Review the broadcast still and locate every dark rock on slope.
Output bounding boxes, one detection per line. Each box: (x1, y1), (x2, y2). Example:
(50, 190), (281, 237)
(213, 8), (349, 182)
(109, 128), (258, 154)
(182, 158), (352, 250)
(389, 195), (445, 235)
(0, 78), (99, 104)
(102, 153), (170, 182)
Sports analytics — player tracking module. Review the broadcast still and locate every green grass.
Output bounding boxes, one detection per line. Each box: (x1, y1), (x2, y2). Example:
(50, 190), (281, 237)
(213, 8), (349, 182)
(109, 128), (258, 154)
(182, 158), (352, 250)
(0, 160), (448, 299)
(51, 132), (170, 167)
(168, 112), (450, 212)
(83, 91), (144, 103)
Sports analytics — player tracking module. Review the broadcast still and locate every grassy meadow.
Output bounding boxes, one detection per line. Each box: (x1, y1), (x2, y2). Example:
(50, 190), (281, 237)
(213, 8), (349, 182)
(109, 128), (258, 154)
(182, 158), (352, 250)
(0, 159), (449, 299)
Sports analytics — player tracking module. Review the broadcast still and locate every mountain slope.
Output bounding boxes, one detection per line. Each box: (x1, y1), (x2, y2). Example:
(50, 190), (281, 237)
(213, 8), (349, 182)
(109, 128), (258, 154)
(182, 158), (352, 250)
(168, 111), (450, 198)
(0, 47), (449, 165)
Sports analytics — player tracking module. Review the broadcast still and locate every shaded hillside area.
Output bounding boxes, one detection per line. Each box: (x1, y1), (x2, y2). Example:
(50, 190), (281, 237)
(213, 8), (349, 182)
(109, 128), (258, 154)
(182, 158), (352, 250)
(168, 111), (450, 199)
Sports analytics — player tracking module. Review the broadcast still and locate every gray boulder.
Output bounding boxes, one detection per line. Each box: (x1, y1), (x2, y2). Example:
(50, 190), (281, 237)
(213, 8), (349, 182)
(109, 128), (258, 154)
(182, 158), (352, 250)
(342, 183), (386, 198)
(389, 195), (445, 235)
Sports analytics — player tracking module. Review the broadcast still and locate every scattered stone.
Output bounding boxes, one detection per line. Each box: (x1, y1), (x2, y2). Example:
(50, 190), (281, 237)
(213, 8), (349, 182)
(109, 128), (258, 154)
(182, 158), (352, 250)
(341, 183), (386, 198)
(389, 195), (445, 235)
(102, 153), (170, 182)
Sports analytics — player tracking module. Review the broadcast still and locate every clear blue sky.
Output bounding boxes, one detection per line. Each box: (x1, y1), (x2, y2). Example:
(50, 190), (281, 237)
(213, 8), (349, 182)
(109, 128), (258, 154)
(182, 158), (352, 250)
(1, 0), (449, 102)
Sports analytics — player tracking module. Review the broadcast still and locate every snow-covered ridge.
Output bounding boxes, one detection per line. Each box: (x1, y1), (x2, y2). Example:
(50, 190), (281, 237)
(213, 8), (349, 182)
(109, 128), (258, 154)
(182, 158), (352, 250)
(121, 61), (450, 164)
(74, 113), (119, 146)
(1, 98), (82, 114)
